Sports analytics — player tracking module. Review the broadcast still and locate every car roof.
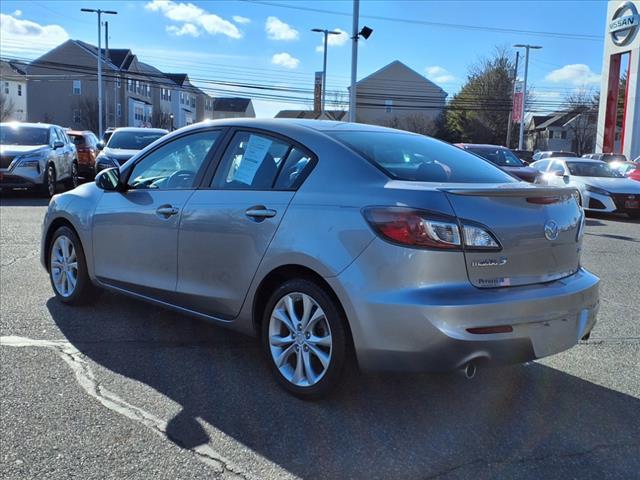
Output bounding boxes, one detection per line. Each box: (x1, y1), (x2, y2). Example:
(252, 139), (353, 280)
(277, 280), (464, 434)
(456, 143), (507, 149)
(112, 127), (168, 133)
(67, 130), (94, 135)
(554, 158), (608, 164)
(0, 122), (55, 130)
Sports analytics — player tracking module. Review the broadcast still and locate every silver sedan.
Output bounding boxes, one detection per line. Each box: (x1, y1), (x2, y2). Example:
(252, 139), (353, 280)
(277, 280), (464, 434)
(41, 119), (599, 398)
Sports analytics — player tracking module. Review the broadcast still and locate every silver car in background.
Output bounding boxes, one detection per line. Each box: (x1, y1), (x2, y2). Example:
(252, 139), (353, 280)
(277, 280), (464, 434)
(41, 119), (599, 398)
(95, 127), (168, 173)
(532, 157), (640, 219)
(1, 122), (79, 196)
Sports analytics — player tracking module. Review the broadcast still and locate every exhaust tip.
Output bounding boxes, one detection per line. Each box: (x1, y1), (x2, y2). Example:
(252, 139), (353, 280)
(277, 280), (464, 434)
(464, 362), (477, 379)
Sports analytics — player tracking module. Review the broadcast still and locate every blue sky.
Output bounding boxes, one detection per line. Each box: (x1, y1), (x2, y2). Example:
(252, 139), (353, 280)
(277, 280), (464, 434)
(0, 0), (607, 117)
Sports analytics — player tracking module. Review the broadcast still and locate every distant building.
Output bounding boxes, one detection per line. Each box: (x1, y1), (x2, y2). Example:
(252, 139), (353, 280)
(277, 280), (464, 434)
(0, 60), (27, 121)
(275, 110), (347, 121)
(354, 60), (447, 127)
(526, 112), (597, 154)
(210, 98), (255, 119)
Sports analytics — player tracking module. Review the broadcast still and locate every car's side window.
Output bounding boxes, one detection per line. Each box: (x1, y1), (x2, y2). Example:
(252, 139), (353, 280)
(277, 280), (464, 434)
(127, 131), (219, 190)
(213, 131), (292, 190)
(274, 147), (314, 190)
(549, 161), (565, 174)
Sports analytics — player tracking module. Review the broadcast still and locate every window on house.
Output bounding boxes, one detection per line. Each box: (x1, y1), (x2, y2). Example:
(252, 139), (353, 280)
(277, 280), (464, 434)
(73, 110), (81, 123)
(385, 99), (393, 113)
(17, 85), (22, 96)
(561, 131), (567, 139)
(73, 80), (81, 95)
(3, 82), (8, 94)
(116, 76), (121, 88)
(548, 130), (554, 139)
(117, 103), (121, 118)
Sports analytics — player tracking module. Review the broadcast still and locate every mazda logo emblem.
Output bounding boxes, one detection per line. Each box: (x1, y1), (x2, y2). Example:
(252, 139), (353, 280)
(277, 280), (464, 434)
(544, 220), (559, 241)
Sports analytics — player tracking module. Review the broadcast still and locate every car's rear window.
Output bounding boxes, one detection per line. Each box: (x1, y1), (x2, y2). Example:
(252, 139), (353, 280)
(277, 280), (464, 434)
(68, 134), (86, 146)
(465, 146), (525, 167)
(330, 131), (517, 183)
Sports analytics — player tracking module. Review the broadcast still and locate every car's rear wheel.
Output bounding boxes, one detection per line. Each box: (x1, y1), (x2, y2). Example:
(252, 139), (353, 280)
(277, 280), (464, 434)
(49, 226), (99, 304)
(40, 164), (56, 197)
(262, 279), (347, 399)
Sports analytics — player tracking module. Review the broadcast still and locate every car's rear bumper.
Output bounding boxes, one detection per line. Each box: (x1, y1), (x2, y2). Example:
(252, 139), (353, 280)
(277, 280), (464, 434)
(328, 239), (599, 372)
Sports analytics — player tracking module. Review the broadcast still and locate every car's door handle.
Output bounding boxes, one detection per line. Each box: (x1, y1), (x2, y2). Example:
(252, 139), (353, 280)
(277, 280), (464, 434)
(245, 206), (277, 220)
(156, 205), (180, 218)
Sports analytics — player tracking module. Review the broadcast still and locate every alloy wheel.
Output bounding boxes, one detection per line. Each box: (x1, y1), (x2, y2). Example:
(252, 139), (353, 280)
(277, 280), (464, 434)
(50, 235), (78, 297)
(47, 166), (56, 196)
(268, 292), (333, 387)
(71, 163), (79, 188)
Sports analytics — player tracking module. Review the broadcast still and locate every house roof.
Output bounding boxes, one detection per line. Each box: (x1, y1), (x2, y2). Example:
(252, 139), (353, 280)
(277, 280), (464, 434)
(214, 97), (252, 112)
(356, 60), (447, 95)
(164, 73), (188, 86)
(138, 62), (175, 86)
(74, 40), (129, 70)
(275, 110), (347, 120)
(0, 60), (27, 78)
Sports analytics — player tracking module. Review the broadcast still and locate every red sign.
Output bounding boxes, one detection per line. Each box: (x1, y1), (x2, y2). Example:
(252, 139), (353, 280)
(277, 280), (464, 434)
(513, 81), (524, 123)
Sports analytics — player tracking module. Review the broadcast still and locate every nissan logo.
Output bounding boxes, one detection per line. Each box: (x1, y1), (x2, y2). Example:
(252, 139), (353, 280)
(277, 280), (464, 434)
(544, 220), (559, 241)
(610, 1), (640, 46)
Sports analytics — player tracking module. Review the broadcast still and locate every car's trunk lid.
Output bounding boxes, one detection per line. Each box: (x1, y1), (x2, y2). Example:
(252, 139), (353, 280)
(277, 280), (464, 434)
(442, 185), (583, 288)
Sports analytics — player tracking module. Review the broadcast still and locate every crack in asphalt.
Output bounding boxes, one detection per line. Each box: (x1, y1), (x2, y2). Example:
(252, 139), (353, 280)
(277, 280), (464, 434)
(0, 252), (38, 268)
(0, 335), (262, 480)
(422, 441), (640, 479)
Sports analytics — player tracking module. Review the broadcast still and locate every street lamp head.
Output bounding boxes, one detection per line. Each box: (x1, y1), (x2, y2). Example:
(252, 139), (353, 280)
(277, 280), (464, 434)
(327, 30), (342, 36)
(359, 26), (373, 40)
(311, 28), (325, 33)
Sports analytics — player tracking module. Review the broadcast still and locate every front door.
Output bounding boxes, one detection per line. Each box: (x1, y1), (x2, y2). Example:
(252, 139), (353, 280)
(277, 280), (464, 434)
(92, 130), (221, 296)
(176, 130), (314, 318)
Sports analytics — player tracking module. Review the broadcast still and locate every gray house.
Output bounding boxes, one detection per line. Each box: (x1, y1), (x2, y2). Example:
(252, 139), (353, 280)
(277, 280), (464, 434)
(526, 112), (597, 154)
(210, 98), (255, 119)
(354, 60), (447, 127)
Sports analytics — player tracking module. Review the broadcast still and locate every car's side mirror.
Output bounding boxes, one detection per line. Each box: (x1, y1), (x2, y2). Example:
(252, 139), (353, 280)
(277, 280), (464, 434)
(95, 167), (122, 191)
(553, 170), (565, 176)
(53, 140), (64, 149)
(96, 142), (104, 151)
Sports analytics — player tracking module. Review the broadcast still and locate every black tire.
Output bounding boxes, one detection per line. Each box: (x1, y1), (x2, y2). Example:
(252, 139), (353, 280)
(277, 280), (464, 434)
(40, 164), (56, 198)
(48, 226), (100, 305)
(261, 278), (348, 399)
(65, 161), (79, 190)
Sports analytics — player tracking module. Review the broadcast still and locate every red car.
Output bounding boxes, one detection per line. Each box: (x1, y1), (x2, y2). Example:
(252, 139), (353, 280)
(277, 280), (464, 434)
(66, 130), (100, 179)
(613, 161), (640, 182)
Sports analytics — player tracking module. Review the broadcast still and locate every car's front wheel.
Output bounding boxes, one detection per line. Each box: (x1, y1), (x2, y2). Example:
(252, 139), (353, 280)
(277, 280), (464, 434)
(66, 161), (79, 190)
(48, 226), (98, 304)
(262, 279), (348, 399)
(40, 164), (56, 197)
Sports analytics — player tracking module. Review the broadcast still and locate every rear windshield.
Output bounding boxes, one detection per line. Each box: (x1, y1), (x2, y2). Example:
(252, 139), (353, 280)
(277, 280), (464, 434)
(331, 131), (516, 183)
(107, 130), (165, 150)
(550, 151), (576, 157)
(68, 134), (86, 146)
(465, 146), (525, 167)
(566, 162), (623, 178)
(0, 125), (50, 146)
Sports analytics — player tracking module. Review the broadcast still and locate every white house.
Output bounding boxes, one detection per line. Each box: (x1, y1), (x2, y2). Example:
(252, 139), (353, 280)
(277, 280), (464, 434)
(0, 60), (27, 121)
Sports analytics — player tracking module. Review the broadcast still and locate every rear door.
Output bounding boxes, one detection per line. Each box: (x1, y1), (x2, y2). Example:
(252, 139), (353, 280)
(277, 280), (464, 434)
(444, 185), (583, 288)
(176, 130), (314, 318)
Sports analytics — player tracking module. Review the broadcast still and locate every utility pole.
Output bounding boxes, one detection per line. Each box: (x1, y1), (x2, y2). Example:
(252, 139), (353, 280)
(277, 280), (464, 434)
(506, 51), (519, 148)
(514, 44), (542, 150)
(81, 8), (117, 138)
(312, 28), (342, 114)
(348, 0), (360, 122)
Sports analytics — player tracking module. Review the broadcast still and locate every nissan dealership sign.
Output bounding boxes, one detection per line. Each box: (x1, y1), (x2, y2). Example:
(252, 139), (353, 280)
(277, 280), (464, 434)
(609, 1), (640, 45)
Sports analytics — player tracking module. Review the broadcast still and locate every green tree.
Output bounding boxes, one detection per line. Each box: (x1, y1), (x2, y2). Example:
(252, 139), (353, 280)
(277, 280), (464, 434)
(443, 48), (514, 144)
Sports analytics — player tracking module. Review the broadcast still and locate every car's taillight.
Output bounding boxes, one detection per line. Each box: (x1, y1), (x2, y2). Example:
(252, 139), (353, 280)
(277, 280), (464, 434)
(363, 207), (501, 251)
(363, 207), (461, 249)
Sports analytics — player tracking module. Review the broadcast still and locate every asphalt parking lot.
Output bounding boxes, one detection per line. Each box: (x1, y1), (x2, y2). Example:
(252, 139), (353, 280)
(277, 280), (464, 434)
(1, 192), (639, 480)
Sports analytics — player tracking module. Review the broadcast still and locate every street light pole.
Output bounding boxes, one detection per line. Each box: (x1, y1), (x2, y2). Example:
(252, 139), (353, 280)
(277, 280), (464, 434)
(81, 8), (117, 138)
(506, 51), (519, 148)
(349, 0), (360, 122)
(312, 28), (341, 114)
(514, 44), (542, 150)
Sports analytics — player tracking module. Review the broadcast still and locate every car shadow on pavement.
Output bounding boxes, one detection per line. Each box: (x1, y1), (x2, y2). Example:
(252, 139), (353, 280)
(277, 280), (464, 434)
(0, 190), (50, 207)
(47, 294), (640, 480)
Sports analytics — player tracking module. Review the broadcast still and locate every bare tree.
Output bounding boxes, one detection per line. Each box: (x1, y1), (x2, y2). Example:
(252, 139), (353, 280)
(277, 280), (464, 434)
(563, 89), (598, 156)
(402, 113), (437, 136)
(75, 98), (99, 133)
(151, 109), (171, 129)
(0, 92), (15, 122)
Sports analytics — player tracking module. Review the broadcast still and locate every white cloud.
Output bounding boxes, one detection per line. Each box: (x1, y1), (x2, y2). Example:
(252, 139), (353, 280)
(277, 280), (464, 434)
(233, 15), (251, 25)
(314, 28), (348, 52)
(265, 16), (299, 41)
(0, 13), (69, 57)
(424, 66), (456, 84)
(145, 0), (242, 39)
(166, 23), (200, 37)
(545, 64), (600, 86)
(13, 10), (22, 17)
(271, 52), (300, 69)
